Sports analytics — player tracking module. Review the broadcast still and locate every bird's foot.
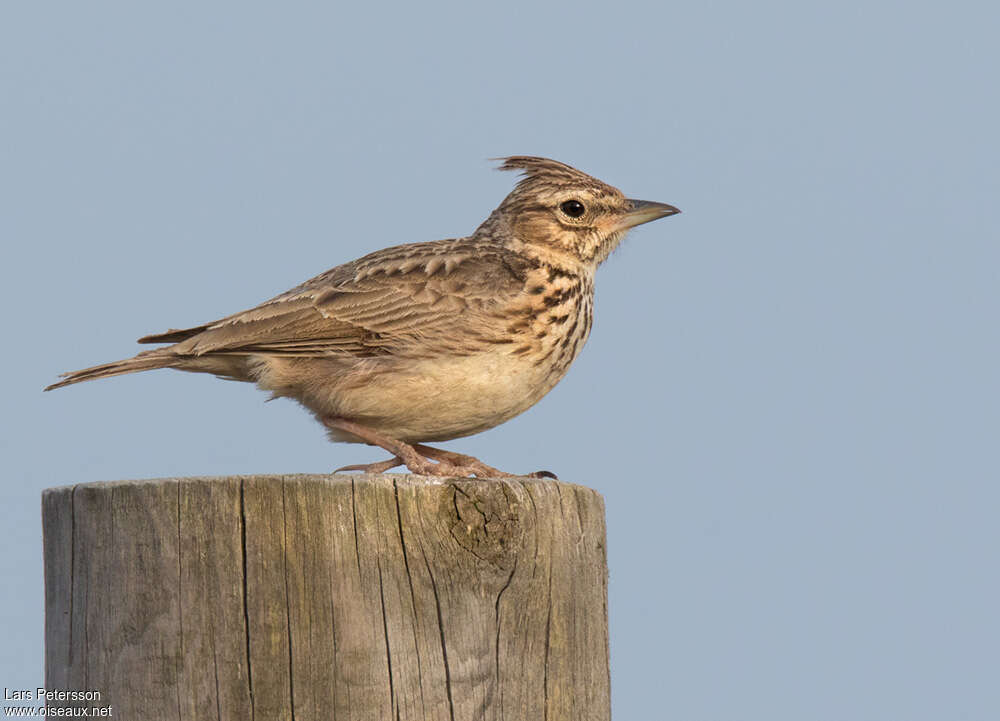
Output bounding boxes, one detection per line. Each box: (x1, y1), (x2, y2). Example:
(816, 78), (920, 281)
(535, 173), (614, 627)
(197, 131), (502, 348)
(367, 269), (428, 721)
(412, 444), (516, 478)
(337, 452), (557, 479)
(414, 444), (558, 479)
(337, 446), (513, 478)
(333, 450), (495, 478)
(324, 418), (557, 479)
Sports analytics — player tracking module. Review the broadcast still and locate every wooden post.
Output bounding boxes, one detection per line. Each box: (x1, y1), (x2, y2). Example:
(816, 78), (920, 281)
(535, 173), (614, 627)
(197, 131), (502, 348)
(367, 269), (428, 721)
(42, 474), (609, 720)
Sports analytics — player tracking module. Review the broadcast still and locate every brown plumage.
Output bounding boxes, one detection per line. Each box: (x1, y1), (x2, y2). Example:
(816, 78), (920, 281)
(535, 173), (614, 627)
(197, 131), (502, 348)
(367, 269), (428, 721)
(47, 157), (679, 477)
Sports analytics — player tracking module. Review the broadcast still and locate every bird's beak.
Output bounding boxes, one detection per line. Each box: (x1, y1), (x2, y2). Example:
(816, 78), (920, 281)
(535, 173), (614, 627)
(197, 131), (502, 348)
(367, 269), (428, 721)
(618, 199), (681, 230)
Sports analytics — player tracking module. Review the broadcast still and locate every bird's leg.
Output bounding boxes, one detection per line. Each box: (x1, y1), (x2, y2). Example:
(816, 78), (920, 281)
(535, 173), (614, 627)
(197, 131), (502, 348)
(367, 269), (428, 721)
(324, 418), (443, 475)
(323, 418), (484, 477)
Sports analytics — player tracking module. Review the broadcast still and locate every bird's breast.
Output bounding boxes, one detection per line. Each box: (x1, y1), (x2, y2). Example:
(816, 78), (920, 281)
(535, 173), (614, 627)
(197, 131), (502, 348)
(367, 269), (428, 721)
(505, 267), (594, 385)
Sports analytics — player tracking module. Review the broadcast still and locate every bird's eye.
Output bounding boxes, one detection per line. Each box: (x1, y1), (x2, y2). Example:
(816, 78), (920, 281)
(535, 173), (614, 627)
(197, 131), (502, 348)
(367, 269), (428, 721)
(560, 200), (586, 218)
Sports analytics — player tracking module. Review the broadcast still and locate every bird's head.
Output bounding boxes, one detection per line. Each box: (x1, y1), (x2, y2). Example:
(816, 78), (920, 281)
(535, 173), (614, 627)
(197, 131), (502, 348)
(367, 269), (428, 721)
(481, 156), (679, 267)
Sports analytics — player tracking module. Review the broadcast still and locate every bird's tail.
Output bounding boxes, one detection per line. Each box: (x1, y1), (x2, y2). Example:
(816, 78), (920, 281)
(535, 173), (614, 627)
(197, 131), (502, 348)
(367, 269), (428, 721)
(45, 349), (178, 391)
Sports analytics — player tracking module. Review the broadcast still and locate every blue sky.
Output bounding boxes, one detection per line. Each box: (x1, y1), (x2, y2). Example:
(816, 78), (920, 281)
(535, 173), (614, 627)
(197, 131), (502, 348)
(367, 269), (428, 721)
(3, 1), (998, 718)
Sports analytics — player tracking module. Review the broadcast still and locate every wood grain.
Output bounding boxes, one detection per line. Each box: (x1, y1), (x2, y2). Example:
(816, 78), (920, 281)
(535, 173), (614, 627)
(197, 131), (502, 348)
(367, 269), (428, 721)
(43, 474), (609, 720)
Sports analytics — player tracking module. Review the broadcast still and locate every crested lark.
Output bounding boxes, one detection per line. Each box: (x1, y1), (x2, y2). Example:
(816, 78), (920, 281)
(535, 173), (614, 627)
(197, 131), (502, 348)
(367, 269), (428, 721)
(47, 157), (679, 477)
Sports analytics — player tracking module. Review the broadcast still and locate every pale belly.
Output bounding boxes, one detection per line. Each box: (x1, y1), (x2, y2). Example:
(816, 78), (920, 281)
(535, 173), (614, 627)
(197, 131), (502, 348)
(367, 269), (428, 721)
(253, 349), (568, 443)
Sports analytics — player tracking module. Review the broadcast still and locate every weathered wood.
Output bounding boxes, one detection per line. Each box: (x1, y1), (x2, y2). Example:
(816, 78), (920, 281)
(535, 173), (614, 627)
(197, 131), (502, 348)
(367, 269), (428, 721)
(42, 474), (609, 720)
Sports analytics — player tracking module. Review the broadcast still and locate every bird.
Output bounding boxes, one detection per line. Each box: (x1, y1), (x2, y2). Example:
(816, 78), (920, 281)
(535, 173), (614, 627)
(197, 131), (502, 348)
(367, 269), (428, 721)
(46, 156), (679, 478)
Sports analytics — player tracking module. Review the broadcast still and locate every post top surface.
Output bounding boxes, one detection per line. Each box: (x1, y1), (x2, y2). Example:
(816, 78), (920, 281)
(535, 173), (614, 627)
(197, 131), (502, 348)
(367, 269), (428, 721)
(42, 472), (600, 498)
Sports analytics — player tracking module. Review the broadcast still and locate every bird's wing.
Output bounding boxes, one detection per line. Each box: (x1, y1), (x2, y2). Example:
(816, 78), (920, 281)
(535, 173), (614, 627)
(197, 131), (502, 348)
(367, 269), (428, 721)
(149, 241), (535, 358)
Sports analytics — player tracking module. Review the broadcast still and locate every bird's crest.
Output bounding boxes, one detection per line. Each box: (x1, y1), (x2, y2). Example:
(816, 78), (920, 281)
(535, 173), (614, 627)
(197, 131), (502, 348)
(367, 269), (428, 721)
(493, 156), (624, 206)
(494, 156), (599, 187)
